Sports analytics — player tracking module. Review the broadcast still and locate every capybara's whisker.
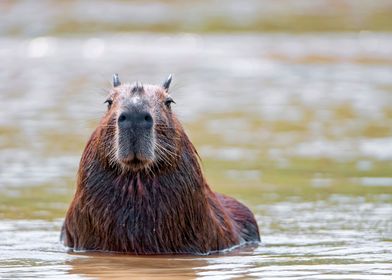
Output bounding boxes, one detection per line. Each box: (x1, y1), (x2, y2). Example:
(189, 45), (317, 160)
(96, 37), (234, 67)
(156, 143), (177, 159)
(154, 145), (173, 167)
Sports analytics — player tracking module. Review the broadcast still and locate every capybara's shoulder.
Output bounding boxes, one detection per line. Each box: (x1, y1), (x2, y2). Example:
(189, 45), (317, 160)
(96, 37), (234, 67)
(217, 193), (260, 242)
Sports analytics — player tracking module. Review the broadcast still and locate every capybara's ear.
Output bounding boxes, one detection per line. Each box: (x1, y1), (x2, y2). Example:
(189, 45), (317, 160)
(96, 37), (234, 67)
(112, 73), (121, 87)
(162, 74), (172, 91)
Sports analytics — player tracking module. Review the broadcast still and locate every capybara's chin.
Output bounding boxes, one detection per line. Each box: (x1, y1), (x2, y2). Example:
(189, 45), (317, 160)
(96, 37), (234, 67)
(117, 147), (155, 171)
(118, 154), (154, 171)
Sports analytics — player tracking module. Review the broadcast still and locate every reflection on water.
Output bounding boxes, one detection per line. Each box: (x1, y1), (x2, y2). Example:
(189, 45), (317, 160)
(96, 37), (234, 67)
(0, 33), (392, 279)
(1, 0), (392, 34)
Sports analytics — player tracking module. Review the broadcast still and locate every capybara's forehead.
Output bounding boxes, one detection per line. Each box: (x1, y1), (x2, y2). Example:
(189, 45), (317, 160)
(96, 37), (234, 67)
(112, 83), (166, 99)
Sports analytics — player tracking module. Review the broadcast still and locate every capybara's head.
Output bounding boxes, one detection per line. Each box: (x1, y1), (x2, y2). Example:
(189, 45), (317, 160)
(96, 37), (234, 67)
(98, 74), (179, 172)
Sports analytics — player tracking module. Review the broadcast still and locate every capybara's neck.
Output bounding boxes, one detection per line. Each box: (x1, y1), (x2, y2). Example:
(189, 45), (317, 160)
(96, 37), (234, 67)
(68, 128), (239, 254)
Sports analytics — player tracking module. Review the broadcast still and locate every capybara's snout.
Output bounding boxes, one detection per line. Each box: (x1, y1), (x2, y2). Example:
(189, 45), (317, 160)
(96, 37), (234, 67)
(117, 108), (153, 130)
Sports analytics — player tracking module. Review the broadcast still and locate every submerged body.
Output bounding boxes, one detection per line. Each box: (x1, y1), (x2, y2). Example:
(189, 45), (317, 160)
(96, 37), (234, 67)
(62, 75), (260, 254)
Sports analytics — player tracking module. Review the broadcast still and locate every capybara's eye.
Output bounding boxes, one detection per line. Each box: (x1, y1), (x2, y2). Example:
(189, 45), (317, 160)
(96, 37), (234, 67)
(104, 99), (113, 109)
(164, 97), (175, 108)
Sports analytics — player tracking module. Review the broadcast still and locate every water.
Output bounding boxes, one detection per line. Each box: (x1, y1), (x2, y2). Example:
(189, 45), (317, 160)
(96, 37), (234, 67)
(0, 33), (392, 279)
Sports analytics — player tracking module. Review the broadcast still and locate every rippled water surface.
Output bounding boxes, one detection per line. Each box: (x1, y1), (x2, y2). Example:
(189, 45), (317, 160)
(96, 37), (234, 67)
(0, 33), (392, 279)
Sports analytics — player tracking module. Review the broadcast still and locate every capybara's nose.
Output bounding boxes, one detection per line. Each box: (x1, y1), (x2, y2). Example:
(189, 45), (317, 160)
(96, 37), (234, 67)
(118, 111), (153, 129)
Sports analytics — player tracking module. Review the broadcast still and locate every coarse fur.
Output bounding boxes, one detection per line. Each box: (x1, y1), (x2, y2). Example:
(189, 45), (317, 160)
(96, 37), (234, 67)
(62, 76), (260, 255)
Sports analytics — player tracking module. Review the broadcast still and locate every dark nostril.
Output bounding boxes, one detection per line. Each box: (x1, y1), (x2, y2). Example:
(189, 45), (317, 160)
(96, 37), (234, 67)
(118, 113), (127, 123)
(144, 114), (153, 123)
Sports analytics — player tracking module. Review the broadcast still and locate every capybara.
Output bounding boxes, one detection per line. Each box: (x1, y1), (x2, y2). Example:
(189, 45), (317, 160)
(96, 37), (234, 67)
(61, 74), (260, 254)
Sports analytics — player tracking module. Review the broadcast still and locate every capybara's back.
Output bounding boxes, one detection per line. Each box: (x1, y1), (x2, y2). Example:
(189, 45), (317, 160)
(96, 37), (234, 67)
(62, 75), (260, 254)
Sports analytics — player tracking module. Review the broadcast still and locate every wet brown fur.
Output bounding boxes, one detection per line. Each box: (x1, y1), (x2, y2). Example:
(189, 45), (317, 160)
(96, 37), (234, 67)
(62, 82), (260, 255)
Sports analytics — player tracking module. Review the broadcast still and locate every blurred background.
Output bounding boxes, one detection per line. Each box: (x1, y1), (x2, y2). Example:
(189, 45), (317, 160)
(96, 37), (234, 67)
(0, 1), (392, 279)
